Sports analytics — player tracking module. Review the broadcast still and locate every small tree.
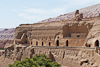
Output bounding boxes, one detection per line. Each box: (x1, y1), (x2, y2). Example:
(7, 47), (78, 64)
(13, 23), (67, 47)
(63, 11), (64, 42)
(9, 54), (61, 67)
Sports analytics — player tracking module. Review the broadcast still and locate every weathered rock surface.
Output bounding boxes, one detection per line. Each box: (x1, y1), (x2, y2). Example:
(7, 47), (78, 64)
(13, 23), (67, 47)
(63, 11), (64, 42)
(85, 19), (100, 47)
(0, 50), (5, 56)
(0, 55), (13, 67)
(0, 45), (99, 67)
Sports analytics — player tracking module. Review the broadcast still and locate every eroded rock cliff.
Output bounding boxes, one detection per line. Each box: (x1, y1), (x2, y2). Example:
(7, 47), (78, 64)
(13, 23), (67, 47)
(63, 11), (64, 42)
(0, 45), (100, 67)
(85, 20), (100, 47)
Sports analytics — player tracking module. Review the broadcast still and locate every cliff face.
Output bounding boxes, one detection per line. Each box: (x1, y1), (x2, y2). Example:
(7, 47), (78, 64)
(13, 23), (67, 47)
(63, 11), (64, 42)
(85, 19), (100, 47)
(0, 45), (99, 67)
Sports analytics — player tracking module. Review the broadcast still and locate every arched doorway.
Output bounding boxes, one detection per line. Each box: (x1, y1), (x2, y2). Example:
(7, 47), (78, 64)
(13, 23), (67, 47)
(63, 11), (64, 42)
(66, 40), (68, 46)
(42, 42), (43, 46)
(95, 40), (99, 47)
(49, 42), (51, 46)
(56, 40), (59, 46)
(31, 42), (32, 45)
(36, 42), (38, 46)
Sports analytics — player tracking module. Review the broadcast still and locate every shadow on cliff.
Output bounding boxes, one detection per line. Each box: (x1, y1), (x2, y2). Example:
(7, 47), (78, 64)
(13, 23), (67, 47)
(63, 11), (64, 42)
(49, 52), (55, 61)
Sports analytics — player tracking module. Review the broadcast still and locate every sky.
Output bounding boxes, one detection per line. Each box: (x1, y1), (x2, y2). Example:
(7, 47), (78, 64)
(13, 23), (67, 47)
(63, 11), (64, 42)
(0, 0), (100, 28)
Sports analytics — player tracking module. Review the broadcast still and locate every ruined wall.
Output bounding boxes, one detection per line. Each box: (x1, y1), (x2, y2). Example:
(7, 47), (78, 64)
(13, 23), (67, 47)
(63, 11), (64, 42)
(14, 20), (93, 47)
(52, 32), (86, 47)
(66, 39), (85, 47)
(14, 21), (65, 45)
(71, 33), (86, 38)
(31, 26), (62, 39)
(63, 23), (93, 37)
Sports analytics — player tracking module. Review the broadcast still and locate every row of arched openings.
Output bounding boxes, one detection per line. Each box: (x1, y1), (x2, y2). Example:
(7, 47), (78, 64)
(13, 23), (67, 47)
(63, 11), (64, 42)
(56, 40), (68, 46)
(36, 42), (51, 46)
(36, 40), (99, 47)
(36, 40), (69, 46)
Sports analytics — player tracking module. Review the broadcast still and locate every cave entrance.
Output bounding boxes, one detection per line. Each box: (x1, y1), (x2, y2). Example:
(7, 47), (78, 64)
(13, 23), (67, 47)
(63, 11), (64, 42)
(66, 40), (68, 46)
(56, 40), (59, 46)
(49, 42), (51, 46)
(36, 42), (38, 46)
(89, 45), (91, 47)
(42, 42), (43, 46)
(95, 40), (99, 47)
(31, 42), (32, 45)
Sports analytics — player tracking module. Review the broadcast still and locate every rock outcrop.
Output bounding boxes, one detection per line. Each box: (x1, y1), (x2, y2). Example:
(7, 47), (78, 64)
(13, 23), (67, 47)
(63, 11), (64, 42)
(0, 55), (13, 67)
(72, 10), (83, 21)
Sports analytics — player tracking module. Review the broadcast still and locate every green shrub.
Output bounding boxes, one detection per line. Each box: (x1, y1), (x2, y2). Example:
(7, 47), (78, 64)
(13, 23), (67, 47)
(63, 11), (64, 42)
(9, 54), (61, 67)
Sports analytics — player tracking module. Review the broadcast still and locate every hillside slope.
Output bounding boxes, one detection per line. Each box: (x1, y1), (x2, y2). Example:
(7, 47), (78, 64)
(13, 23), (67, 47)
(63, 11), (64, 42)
(0, 28), (4, 31)
(0, 28), (14, 40)
(38, 3), (100, 23)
